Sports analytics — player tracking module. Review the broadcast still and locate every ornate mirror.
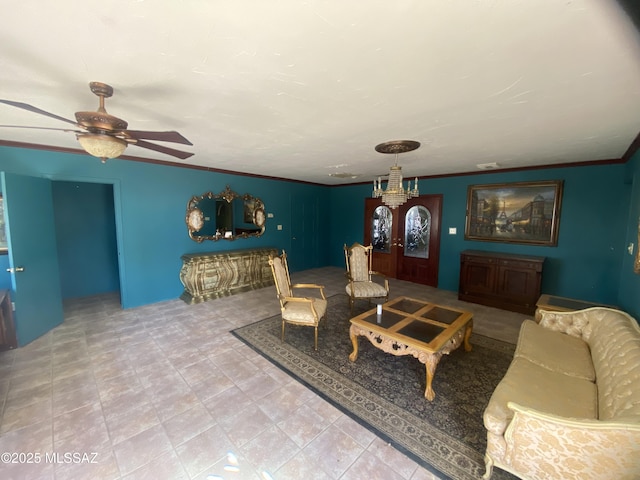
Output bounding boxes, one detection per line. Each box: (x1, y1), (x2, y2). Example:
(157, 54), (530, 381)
(186, 186), (266, 242)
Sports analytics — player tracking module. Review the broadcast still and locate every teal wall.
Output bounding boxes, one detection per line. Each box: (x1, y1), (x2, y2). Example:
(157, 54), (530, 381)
(52, 181), (120, 298)
(329, 162), (631, 310)
(0, 146), (329, 309)
(1, 144), (638, 319)
(618, 151), (640, 318)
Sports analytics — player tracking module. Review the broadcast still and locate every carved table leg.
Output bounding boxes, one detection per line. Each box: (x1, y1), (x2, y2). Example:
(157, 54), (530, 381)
(424, 355), (438, 401)
(463, 319), (473, 352)
(349, 325), (359, 362)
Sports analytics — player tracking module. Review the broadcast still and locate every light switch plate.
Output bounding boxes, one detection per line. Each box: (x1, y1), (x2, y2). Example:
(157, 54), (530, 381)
(449, 227), (457, 235)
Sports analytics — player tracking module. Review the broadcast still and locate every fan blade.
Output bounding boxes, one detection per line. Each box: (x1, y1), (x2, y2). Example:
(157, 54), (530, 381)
(0, 100), (79, 126)
(0, 125), (82, 133)
(124, 130), (192, 145)
(133, 139), (194, 159)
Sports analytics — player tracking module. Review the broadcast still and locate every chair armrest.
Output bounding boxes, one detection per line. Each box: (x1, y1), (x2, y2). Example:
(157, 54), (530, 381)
(291, 283), (326, 299)
(369, 272), (389, 291)
(282, 296), (315, 304)
(503, 402), (640, 478)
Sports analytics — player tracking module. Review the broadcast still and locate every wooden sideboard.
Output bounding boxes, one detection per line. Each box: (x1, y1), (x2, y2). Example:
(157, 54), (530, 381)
(180, 247), (277, 304)
(458, 250), (545, 315)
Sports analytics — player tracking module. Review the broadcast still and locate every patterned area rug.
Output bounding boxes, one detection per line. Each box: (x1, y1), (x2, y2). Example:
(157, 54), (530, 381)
(232, 294), (518, 480)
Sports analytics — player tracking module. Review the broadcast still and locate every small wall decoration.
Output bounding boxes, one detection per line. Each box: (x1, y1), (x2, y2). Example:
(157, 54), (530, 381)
(465, 180), (564, 246)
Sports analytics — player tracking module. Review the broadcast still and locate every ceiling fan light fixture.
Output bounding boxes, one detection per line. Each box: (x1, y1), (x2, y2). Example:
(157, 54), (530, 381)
(77, 134), (127, 162)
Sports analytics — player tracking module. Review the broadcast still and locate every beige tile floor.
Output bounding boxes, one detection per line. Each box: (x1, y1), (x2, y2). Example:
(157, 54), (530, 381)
(0, 266), (527, 479)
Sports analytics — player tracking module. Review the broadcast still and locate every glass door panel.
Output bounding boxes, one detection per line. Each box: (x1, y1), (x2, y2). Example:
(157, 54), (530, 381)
(404, 205), (430, 258)
(372, 205), (392, 253)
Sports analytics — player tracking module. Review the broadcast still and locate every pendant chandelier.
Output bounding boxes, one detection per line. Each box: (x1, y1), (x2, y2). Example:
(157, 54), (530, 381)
(372, 140), (420, 209)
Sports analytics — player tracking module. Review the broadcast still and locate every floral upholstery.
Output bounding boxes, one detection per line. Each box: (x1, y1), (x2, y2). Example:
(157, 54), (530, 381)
(483, 307), (640, 479)
(268, 251), (327, 350)
(343, 242), (389, 313)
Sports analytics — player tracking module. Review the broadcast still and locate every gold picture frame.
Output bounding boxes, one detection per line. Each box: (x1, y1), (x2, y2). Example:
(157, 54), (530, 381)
(465, 180), (564, 246)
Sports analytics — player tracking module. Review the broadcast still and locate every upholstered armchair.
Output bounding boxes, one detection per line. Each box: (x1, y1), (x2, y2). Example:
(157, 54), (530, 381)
(268, 250), (328, 350)
(344, 242), (389, 314)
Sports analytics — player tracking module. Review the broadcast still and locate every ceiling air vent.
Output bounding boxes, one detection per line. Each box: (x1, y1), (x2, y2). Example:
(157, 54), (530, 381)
(476, 162), (500, 170)
(329, 172), (360, 179)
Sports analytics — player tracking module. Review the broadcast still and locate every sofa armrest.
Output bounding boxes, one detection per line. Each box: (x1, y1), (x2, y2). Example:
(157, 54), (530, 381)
(503, 402), (640, 479)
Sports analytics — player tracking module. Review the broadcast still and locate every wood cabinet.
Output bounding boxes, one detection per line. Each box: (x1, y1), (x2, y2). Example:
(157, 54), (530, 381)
(180, 247), (277, 304)
(458, 250), (545, 315)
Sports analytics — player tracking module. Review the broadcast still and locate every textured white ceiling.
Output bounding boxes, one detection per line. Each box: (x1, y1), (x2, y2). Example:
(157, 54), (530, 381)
(1, 0), (640, 185)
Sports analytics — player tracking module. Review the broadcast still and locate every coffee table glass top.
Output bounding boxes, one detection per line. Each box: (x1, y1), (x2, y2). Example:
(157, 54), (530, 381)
(419, 306), (464, 325)
(362, 310), (408, 329)
(388, 298), (425, 314)
(396, 321), (445, 344)
(352, 296), (472, 351)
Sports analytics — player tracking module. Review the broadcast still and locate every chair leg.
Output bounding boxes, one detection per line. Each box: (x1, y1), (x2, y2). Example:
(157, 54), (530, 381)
(314, 326), (318, 351)
(281, 320), (286, 343)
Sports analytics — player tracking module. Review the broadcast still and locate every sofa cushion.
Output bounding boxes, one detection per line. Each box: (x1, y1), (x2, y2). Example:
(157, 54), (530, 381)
(483, 357), (597, 436)
(515, 319), (595, 381)
(345, 281), (387, 299)
(282, 298), (327, 324)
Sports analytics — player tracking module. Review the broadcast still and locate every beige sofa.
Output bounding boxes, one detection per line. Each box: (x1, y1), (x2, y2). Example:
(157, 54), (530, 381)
(483, 307), (640, 479)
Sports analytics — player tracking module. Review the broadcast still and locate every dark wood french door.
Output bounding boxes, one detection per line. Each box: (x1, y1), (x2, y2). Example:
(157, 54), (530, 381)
(364, 195), (442, 286)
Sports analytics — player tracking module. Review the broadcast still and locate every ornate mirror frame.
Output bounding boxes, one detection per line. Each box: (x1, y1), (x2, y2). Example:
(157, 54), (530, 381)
(186, 185), (266, 242)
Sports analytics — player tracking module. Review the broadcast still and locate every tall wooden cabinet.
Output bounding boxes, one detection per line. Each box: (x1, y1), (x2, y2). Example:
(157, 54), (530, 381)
(458, 250), (545, 315)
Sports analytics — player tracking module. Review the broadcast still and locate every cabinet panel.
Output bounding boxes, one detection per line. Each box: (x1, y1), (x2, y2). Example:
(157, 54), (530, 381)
(460, 262), (496, 295)
(459, 250), (544, 315)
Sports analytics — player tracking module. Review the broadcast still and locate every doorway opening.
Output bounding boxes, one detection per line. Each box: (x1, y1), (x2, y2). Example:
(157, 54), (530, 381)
(52, 181), (121, 306)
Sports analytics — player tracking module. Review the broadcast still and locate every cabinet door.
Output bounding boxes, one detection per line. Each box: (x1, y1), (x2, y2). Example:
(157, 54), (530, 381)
(460, 256), (496, 295)
(496, 261), (541, 306)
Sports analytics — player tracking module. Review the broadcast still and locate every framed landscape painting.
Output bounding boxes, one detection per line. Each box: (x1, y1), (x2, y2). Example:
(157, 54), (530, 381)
(464, 180), (564, 246)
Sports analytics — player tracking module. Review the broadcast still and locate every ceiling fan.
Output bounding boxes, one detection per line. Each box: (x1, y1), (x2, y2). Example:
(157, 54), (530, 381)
(0, 82), (193, 163)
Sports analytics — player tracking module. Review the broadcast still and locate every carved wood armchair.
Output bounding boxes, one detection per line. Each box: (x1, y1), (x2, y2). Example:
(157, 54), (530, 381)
(344, 242), (389, 314)
(268, 250), (328, 350)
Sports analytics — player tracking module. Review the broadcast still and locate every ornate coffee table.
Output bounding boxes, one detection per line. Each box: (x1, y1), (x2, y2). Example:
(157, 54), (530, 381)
(349, 296), (473, 401)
